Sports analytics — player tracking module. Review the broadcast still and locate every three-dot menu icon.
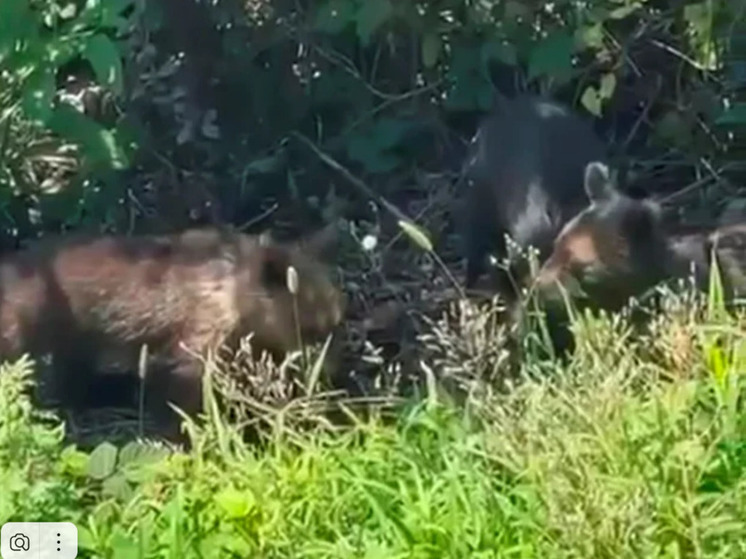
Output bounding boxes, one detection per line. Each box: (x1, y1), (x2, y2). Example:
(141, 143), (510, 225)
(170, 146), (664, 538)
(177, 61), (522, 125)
(1, 523), (77, 559)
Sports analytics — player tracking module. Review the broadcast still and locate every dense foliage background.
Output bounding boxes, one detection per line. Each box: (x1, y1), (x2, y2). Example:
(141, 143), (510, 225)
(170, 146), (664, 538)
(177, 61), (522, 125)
(1, 0), (745, 248)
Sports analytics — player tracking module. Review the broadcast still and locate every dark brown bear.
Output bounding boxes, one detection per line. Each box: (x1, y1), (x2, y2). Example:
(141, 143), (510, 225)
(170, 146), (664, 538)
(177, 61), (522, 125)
(0, 225), (346, 440)
(534, 161), (746, 312)
(461, 95), (607, 300)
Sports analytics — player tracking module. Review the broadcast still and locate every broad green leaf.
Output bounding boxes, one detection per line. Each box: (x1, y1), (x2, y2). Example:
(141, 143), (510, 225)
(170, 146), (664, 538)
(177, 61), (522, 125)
(48, 103), (130, 170)
(44, 34), (86, 68)
(76, 0), (135, 29)
(87, 441), (118, 480)
(215, 487), (257, 519)
(599, 72), (617, 99)
(715, 103), (746, 126)
(445, 76), (489, 111)
(346, 136), (401, 173)
(242, 155), (283, 176)
(118, 441), (170, 468)
(356, 0), (393, 46)
(577, 23), (604, 50)
(684, 2), (712, 35)
(199, 533), (253, 558)
(609, 4), (640, 20)
(99, 0), (136, 28)
(581, 86), (602, 117)
(369, 118), (411, 150)
(422, 32), (441, 68)
(527, 31), (575, 82)
(444, 47), (493, 111)
(57, 446), (90, 478)
(59, 3), (77, 19)
(83, 34), (124, 95)
(102, 472), (134, 501)
(314, 0), (356, 34)
(398, 220), (433, 252)
(21, 66), (56, 124)
(0, 0), (37, 63)
(109, 528), (140, 559)
(481, 40), (517, 67)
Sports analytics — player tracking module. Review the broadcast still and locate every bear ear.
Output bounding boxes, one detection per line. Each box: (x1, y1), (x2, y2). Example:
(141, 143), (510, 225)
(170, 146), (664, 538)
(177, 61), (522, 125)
(584, 161), (617, 204)
(298, 221), (341, 262)
(258, 244), (291, 289)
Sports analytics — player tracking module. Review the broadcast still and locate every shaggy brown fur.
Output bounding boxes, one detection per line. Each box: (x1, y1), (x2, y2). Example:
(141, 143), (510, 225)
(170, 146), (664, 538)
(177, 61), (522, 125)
(0, 225), (345, 440)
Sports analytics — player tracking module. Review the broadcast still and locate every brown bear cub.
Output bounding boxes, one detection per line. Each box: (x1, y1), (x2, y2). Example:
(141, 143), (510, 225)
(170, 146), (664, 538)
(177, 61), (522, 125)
(461, 95), (607, 300)
(534, 161), (746, 314)
(0, 225), (346, 440)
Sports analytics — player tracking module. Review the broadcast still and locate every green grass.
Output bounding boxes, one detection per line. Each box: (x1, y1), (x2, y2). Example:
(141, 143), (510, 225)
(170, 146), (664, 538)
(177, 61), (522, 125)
(1, 294), (745, 558)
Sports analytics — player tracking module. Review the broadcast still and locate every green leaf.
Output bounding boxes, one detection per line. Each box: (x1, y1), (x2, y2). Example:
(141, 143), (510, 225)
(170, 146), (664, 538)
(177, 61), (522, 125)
(199, 532), (253, 558)
(57, 446), (90, 478)
(577, 23), (604, 50)
(118, 441), (170, 468)
(102, 472), (134, 501)
(609, 4), (640, 20)
(481, 40), (517, 67)
(59, 3), (78, 19)
(527, 31), (575, 82)
(581, 86), (602, 117)
(599, 72), (617, 100)
(75, 0), (135, 30)
(87, 441), (118, 480)
(422, 32), (441, 68)
(21, 66), (56, 124)
(0, 0), (37, 63)
(215, 488), (257, 519)
(356, 0), (393, 45)
(109, 528), (139, 559)
(98, 0), (136, 28)
(398, 220), (433, 252)
(44, 34), (86, 68)
(314, 0), (356, 34)
(242, 154), (284, 176)
(369, 118), (411, 150)
(346, 135), (401, 173)
(83, 34), (124, 95)
(48, 103), (130, 170)
(445, 76), (492, 111)
(715, 103), (746, 126)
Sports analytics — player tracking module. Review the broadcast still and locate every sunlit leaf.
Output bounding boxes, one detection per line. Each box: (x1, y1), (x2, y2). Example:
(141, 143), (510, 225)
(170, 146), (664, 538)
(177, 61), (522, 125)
(87, 441), (118, 480)
(48, 103), (130, 170)
(83, 34), (124, 95)
(599, 72), (617, 99)
(581, 86), (602, 117)
(21, 65), (56, 124)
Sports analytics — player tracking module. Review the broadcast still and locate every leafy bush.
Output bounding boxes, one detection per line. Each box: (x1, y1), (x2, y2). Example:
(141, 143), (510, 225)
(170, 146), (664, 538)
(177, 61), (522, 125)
(0, 0), (135, 242)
